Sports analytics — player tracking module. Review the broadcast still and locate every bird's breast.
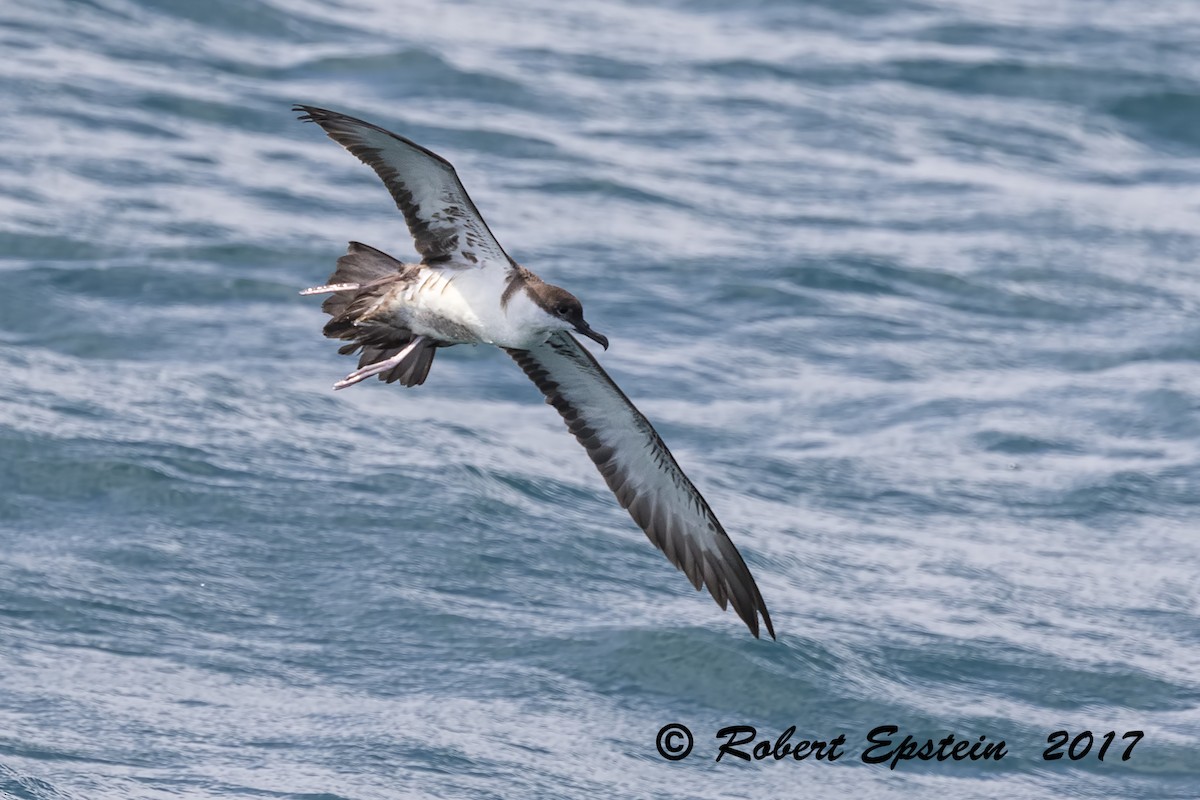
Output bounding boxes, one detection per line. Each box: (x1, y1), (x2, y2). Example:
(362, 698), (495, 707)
(395, 268), (539, 348)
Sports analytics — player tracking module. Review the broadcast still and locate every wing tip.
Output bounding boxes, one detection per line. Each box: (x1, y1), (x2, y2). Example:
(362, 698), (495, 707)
(292, 103), (357, 130)
(291, 103), (460, 174)
(731, 578), (776, 641)
(749, 605), (777, 640)
(708, 538), (776, 641)
(293, 103), (320, 123)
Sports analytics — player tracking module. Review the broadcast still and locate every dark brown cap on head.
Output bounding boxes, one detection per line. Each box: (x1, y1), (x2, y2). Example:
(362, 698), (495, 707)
(528, 283), (608, 349)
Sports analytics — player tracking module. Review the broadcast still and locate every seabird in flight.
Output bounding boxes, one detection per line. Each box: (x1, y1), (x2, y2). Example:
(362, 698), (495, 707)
(294, 105), (775, 638)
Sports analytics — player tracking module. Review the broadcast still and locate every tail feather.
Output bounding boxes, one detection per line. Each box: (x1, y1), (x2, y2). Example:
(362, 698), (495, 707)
(305, 241), (441, 387)
(320, 241), (411, 319)
(381, 340), (437, 386)
(342, 339), (439, 387)
(329, 241), (408, 283)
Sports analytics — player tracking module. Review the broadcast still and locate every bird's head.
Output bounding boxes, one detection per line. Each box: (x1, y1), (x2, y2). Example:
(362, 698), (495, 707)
(531, 284), (608, 350)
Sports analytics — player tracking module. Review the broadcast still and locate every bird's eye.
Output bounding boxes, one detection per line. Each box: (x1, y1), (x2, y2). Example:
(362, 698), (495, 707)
(557, 304), (572, 316)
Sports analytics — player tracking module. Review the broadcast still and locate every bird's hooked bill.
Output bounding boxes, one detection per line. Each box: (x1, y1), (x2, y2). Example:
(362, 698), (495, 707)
(576, 323), (608, 350)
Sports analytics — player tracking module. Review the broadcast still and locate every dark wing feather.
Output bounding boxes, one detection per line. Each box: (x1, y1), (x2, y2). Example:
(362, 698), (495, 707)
(295, 104), (514, 272)
(508, 332), (775, 639)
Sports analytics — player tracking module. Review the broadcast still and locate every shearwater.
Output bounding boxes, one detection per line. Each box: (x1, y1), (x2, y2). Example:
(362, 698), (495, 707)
(295, 105), (775, 639)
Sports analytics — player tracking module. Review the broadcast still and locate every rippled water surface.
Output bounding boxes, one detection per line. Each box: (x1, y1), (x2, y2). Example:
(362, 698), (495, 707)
(3, 0), (1200, 797)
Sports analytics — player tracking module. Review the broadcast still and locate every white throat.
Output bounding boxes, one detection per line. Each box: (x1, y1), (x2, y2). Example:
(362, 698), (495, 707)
(498, 288), (570, 349)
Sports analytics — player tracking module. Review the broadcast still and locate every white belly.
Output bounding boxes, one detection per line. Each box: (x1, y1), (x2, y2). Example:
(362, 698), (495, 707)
(395, 267), (548, 349)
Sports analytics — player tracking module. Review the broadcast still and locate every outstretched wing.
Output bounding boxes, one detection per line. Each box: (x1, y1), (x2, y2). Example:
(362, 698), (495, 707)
(295, 104), (515, 272)
(508, 332), (775, 639)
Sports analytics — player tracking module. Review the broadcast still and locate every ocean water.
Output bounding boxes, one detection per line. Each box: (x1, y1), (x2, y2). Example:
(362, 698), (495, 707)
(2, 0), (1200, 797)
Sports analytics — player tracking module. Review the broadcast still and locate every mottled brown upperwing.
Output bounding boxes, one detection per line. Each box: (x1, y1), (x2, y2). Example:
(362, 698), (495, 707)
(295, 105), (517, 273)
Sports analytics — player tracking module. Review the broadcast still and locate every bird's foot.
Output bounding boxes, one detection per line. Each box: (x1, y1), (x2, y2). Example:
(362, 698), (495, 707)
(333, 336), (427, 390)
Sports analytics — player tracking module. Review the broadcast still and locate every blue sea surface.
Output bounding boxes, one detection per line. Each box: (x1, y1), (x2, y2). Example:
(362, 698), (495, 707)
(2, 0), (1200, 797)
